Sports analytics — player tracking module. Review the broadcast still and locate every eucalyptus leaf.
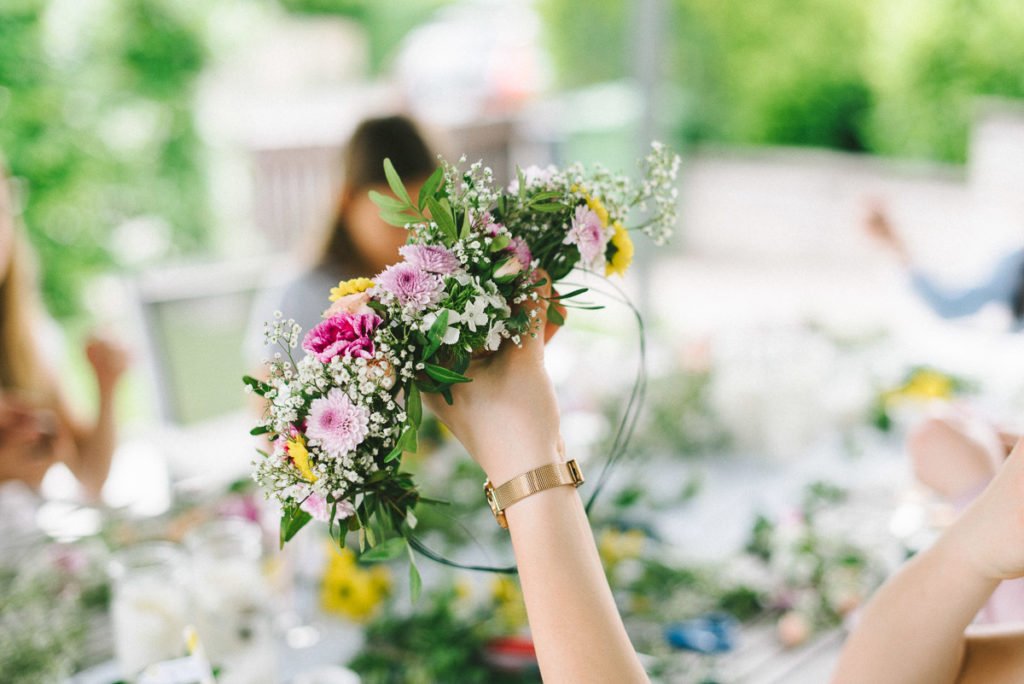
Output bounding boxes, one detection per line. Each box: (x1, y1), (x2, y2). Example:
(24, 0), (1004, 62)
(360, 536), (407, 562)
(418, 166), (444, 210)
(368, 189), (410, 212)
(279, 507), (312, 549)
(427, 197), (457, 243)
(383, 158), (413, 206)
(424, 363), (472, 384)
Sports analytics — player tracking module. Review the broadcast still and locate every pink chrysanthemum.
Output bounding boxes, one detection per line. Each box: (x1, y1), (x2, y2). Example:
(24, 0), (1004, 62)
(564, 205), (610, 271)
(303, 312), (380, 363)
(399, 244), (460, 275)
(307, 388), (370, 457)
(375, 262), (444, 313)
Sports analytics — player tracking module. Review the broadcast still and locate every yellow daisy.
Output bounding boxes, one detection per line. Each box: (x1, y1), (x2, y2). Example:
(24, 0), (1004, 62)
(329, 277), (374, 302)
(605, 221), (634, 277)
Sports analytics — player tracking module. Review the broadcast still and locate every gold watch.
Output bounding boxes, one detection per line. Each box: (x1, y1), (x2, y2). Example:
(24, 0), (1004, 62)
(484, 460), (585, 529)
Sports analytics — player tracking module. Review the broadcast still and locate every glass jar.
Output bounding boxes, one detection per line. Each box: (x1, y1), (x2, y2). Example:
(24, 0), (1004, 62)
(108, 542), (190, 678)
(185, 517), (276, 683)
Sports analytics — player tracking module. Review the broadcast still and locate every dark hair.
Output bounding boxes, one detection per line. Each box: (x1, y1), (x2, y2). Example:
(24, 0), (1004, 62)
(317, 115), (436, 274)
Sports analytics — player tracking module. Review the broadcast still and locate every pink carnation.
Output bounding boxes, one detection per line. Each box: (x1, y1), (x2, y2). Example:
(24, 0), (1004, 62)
(399, 244), (460, 275)
(324, 291), (373, 318)
(564, 205), (610, 270)
(300, 494), (355, 523)
(508, 236), (532, 268)
(376, 262), (443, 313)
(307, 388), (370, 457)
(303, 312), (381, 363)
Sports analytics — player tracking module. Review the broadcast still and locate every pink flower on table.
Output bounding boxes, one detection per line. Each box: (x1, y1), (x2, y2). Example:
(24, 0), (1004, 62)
(564, 205), (610, 271)
(300, 494), (355, 523)
(324, 291), (373, 318)
(307, 388), (370, 457)
(375, 262), (444, 313)
(303, 312), (381, 363)
(399, 244), (460, 275)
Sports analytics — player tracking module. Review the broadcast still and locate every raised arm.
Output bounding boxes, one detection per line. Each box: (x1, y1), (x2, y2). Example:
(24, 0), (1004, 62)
(424, 278), (649, 684)
(833, 439), (1024, 683)
(59, 337), (128, 500)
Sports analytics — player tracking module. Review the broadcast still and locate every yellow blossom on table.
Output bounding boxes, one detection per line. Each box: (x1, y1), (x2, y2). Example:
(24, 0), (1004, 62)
(286, 435), (317, 483)
(605, 221), (634, 277)
(329, 277), (374, 302)
(491, 576), (528, 632)
(598, 528), (646, 568)
(320, 546), (391, 622)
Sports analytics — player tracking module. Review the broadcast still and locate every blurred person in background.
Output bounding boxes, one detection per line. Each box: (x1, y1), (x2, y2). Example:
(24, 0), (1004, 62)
(864, 199), (1024, 623)
(248, 115), (437, 360)
(0, 161), (128, 503)
(834, 437), (1024, 683)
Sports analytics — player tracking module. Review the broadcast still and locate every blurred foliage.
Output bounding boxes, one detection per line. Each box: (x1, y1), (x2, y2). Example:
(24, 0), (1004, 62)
(540, 0), (1024, 161)
(0, 0), (208, 319)
(279, 0), (452, 73)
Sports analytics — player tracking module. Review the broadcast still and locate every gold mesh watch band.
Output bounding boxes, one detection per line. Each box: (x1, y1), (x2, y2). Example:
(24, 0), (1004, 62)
(484, 460), (584, 529)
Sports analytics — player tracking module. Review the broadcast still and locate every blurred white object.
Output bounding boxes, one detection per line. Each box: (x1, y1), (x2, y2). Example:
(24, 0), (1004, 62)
(109, 542), (191, 678)
(293, 665), (362, 684)
(184, 518), (276, 684)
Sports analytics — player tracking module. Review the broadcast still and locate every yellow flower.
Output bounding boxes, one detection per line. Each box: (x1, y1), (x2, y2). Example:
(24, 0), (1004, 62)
(329, 277), (374, 302)
(605, 221), (634, 277)
(491, 576), (528, 632)
(884, 369), (956, 407)
(598, 528), (646, 568)
(320, 546), (391, 622)
(286, 436), (317, 482)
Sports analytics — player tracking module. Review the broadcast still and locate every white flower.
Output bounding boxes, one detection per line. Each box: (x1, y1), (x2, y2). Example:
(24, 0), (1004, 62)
(462, 297), (489, 332)
(485, 320), (506, 351)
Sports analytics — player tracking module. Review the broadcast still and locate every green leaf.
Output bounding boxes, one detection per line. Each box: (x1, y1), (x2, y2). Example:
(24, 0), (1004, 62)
(546, 302), (565, 325)
(418, 166), (444, 210)
(242, 375), (270, 395)
(460, 209), (471, 239)
(406, 382), (422, 428)
(249, 425), (270, 436)
(516, 165), (526, 201)
(360, 536), (407, 562)
(408, 548), (422, 603)
(551, 287), (589, 300)
(489, 234), (511, 252)
(424, 363), (472, 384)
(383, 158), (413, 207)
(427, 197), (457, 243)
(384, 440), (404, 463)
(531, 202), (568, 213)
(379, 209), (420, 228)
(529, 190), (563, 203)
(280, 506), (312, 549)
(368, 189), (410, 212)
(384, 426), (418, 462)
(441, 387), (454, 405)
(423, 309), (449, 360)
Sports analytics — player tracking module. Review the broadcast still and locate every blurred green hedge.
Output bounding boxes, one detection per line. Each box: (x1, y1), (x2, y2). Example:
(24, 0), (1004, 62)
(0, 0), (208, 320)
(540, 0), (1024, 161)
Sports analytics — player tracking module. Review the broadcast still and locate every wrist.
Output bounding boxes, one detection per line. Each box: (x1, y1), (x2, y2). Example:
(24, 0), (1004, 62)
(475, 438), (563, 486)
(932, 530), (1002, 586)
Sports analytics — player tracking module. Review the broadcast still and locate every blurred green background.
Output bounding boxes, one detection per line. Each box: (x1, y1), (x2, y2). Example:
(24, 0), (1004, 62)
(3, 0), (1024, 323)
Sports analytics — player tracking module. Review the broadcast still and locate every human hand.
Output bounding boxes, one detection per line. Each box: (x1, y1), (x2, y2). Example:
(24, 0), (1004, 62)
(862, 198), (908, 262)
(85, 336), (129, 393)
(0, 396), (60, 487)
(943, 437), (1024, 581)
(423, 272), (566, 485)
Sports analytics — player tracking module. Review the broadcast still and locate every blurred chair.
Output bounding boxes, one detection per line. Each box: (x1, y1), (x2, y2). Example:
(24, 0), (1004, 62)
(131, 260), (269, 425)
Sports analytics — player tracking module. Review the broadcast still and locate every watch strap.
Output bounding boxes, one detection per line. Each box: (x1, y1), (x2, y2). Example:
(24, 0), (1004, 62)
(484, 460), (584, 528)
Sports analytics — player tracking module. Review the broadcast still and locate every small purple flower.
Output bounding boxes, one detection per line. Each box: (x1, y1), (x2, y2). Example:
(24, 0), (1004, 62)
(303, 312), (381, 363)
(307, 388), (370, 457)
(399, 244), (460, 275)
(564, 205), (610, 271)
(376, 262), (444, 313)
